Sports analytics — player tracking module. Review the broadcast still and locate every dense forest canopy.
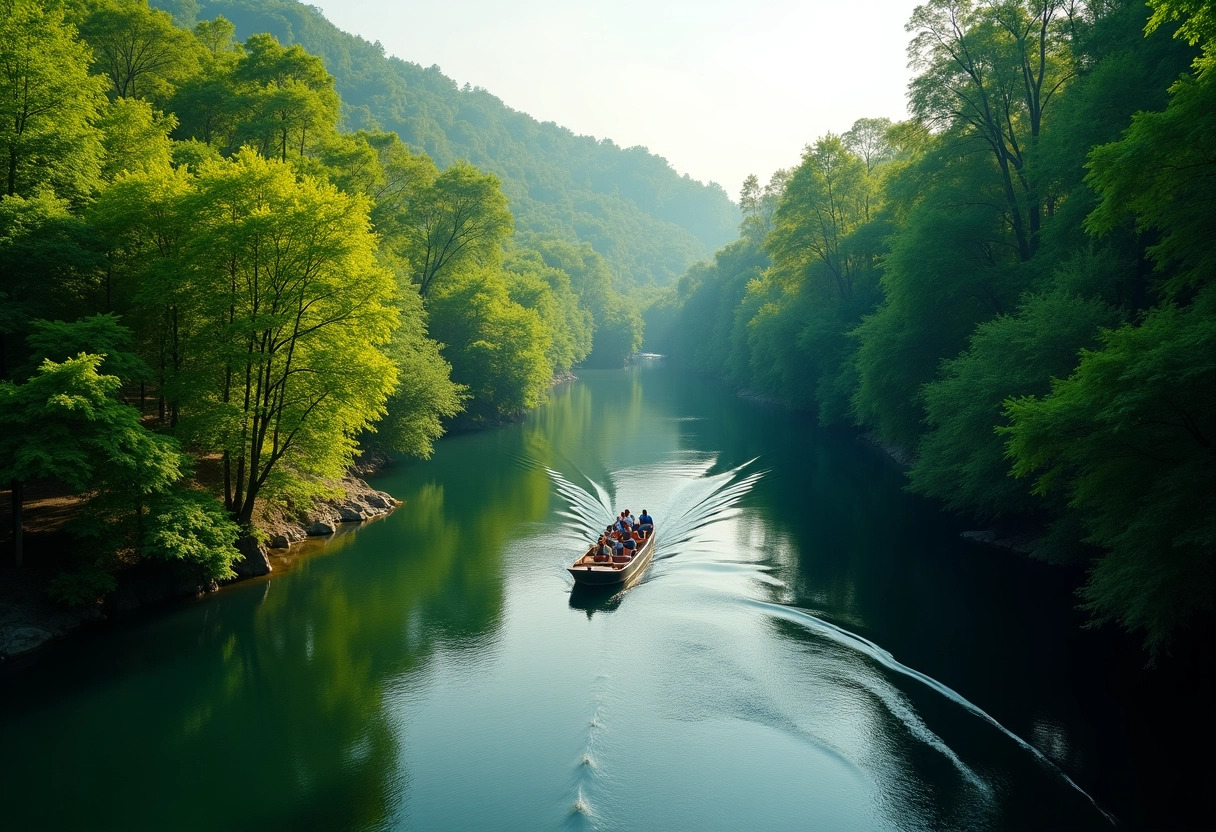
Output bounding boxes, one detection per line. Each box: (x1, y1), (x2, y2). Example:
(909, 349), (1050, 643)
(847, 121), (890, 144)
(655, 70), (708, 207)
(150, 0), (742, 290)
(0, 0), (651, 595)
(1, 0), (1211, 658)
(648, 0), (1214, 652)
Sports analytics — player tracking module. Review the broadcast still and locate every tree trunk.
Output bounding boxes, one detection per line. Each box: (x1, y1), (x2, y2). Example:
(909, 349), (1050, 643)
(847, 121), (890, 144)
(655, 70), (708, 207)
(11, 478), (23, 568)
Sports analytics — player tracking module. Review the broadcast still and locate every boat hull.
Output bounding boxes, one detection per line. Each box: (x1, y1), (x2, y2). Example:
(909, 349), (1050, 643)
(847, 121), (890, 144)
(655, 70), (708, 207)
(568, 532), (655, 587)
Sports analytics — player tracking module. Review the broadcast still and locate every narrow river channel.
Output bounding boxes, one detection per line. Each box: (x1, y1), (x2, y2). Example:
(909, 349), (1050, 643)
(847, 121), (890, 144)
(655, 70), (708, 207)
(1, 361), (1209, 830)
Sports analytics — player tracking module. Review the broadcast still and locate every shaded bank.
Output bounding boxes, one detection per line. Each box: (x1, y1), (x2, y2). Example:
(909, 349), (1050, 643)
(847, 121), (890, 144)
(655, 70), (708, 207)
(0, 477), (398, 662)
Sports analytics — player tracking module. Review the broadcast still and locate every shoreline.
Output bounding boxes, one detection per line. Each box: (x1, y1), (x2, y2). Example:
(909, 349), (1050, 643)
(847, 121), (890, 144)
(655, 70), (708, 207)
(0, 370), (580, 665)
(0, 476), (400, 664)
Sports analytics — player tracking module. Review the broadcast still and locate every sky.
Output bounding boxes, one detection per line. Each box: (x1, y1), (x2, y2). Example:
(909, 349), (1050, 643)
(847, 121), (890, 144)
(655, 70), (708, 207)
(307, 0), (925, 201)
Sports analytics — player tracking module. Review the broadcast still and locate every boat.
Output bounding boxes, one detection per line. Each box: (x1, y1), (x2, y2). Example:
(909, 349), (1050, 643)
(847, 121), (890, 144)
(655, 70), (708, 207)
(568, 528), (656, 588)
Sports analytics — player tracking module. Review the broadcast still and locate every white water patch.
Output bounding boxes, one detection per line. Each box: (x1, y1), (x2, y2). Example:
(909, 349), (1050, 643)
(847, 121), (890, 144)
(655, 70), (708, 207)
(746, 597), (1118, 826)
(560, 674), (613, 831)
(546, 456), (767, 566)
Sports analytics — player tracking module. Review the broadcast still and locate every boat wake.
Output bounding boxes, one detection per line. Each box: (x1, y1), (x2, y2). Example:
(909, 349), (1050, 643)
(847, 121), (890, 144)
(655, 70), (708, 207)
(747, 597), (1118, 826)
(546, 456), (766, 568)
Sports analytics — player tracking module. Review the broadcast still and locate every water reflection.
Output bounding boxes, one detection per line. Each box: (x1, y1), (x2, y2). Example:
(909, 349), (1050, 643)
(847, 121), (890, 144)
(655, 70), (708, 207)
(567, 584), (624, 617)
(0, 363), (1178, 830)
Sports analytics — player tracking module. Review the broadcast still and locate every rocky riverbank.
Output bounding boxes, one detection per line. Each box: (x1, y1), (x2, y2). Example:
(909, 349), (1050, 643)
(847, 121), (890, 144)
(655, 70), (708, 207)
(0, 477), (400, 663)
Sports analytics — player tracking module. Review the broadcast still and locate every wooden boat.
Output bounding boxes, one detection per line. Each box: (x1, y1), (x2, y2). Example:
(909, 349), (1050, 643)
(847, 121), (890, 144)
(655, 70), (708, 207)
(568, 529), (656, 587)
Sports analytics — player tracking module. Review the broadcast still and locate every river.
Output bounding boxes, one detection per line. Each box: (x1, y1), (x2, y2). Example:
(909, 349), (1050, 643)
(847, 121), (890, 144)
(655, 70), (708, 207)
(0, 361), (1210, 831)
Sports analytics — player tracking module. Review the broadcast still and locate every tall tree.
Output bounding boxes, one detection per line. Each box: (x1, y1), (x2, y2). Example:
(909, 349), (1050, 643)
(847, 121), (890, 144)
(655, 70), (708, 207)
(74, 0), (201, 103)
(426, 267), (551, 421)
(0, 0), (105, 201)
(401, 161), (514, 296)
(766, 135), (873, 301)
(842, 117), (895, 172)
(907, 0), (1074, 260)
(173, 150), (399, 524)
(231, 32), (339, 163)
(1002, 290), (1216, 651)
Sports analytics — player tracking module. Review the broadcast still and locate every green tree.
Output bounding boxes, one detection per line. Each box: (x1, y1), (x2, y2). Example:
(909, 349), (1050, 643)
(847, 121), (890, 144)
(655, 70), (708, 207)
(909, 288), (1119, 517)
(0, 0), (105, 200)
(365, 287), (466, 459)
(167, 24), (241, 149)
(171, 150), (398, 524)
(231, 32), (340, 163)
(74, 0), (202, 103)
(193, 14), (236, 57)
(738, 169), (788, 244)
(402, 161), (514, 296)
(843, 117), (895, 172)
(88, 164), (194, 422)
(851, 135), (1028, 448)
(97, 97), (176, 181)
(0, 191), (105, 376)
(1084, 49), (1216, 297)
(20, 313), (150, 383)
(426, 268), (551, 421)
(767, 135), (873, 302)
(505, 246), (593, 374)
(1002, 290), (1216, 651)
(998, 1), (1216, 650)
(907, 0), (1074, 260)
(0, 353), (236, 583)
(1147, 0), (1216, 53)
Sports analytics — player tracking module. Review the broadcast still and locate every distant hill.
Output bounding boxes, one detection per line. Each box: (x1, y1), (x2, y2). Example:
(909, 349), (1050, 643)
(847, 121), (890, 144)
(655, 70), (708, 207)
(155, 0), (740, 287)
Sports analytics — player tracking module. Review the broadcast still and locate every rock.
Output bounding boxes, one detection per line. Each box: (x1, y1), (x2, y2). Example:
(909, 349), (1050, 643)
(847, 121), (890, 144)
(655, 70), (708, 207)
(336, 504), (367, 522)
(233, 536), (272, 576)
(173, 575), (216, 598)
(268, 534), (290, 549)
(0, 624), (55, 658)
(307, 521), (335, 536)
(363, 492), (392, 511)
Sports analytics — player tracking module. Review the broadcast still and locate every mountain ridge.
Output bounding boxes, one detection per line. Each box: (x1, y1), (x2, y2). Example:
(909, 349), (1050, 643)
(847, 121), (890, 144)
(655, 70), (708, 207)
(156, 0), (740, 287)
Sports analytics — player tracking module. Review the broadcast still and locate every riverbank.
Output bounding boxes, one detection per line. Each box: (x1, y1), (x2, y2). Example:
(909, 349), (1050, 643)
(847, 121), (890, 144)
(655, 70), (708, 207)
(0, 476), (399, 663)
(0, 368), (584, 664)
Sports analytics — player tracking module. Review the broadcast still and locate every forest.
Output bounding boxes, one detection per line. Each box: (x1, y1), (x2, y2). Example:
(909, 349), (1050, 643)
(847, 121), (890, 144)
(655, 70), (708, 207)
(647, 0), (1214, 653)
(151, 0), (742, 289)
(1, 0), (691, 598)
(2, 0), (1212, 658)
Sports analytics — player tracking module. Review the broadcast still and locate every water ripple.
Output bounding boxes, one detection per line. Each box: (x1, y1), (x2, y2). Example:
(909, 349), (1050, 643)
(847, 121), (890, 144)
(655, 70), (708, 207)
(546, 456), (767, 560)
(746, 597), (1118, 827)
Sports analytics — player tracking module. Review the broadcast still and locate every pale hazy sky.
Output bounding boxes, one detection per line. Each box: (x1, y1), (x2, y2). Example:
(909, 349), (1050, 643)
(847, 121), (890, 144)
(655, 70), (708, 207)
(308, 0), (923, 201)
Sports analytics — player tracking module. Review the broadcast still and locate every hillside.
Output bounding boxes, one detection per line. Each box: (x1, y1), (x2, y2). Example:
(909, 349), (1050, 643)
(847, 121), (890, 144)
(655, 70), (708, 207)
(153, 0), (740, 287)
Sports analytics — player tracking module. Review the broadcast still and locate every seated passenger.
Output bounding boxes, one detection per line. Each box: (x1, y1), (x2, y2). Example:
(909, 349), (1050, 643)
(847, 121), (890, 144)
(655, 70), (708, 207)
(595, 536), (612, 561)
(637, 509), (654, 534)
(622, 537), (636, 555)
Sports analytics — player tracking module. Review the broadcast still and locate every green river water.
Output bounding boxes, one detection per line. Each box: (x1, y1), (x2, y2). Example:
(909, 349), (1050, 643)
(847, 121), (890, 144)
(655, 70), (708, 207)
(1, 362), (1210, 831)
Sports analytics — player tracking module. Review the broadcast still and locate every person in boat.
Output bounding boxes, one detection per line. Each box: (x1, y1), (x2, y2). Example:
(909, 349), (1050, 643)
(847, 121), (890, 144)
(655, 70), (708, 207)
(622, 534), (637, 556)
(613, 535), (625, 557)
(637, 509), (653, 535)
(595, 535), (612, 562)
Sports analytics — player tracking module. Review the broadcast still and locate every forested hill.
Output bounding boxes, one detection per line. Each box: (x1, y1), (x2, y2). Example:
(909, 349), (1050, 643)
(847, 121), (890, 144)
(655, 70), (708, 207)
(152, 0), (739, 287)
